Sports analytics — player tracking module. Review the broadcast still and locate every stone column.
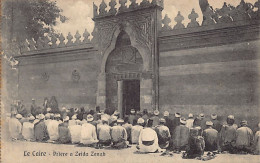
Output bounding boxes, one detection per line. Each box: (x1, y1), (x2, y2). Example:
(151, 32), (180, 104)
(96, 73), (106, 109)
(117, 80), (123, 118)
(140, 78), (153, 112)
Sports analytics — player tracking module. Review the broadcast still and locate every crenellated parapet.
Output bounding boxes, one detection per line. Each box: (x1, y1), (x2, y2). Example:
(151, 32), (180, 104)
(161, 0), (260, 32)
(93, 0), (164, 19)
(21, 29), (92, 54)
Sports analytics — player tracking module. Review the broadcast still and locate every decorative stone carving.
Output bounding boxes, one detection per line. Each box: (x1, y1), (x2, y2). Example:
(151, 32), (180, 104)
(51, 35), (57, 48)
(129, 0), (138, 9)
(28, 38), (37, 51)
(43, 36), (50, 49)
(119, 0), (127, 13)
(187, 9), (200, 28)
(93, 3), (98, 18)
(83, 29), (90, 43)
(162, 14), (172, 30)
(140, 0), (150, 7)
(230, 0), (251, 21)
(174, 11), (185, 29)
(41, 72), (49, 81)
(74, 31), (81, 44)
(36, 37), (44, 50)
(58, 34), (66, 47)
(216, 2), (233, 23)
(109, 0), (117, 15)
(66, 32), (73, 46)
(71, 70), (80, 82)
(99, 0), (108, 16)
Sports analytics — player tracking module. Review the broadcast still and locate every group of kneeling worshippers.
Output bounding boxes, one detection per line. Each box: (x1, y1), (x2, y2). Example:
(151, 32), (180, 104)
(8, 106), (260, 160)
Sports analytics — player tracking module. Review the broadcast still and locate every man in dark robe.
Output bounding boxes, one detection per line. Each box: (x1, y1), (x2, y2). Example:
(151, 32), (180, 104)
(202, 121), (219, 151)
(30, 99), (37, 117)
(16, 100), (27, 117)
(58, 116), (71, 144)
(155, 118), (171, 149)
(34, 114), (49, 142)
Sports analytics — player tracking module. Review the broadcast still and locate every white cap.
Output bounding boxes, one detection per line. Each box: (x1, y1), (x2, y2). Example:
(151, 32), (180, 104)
(175, 113), (181, 118)
(180, 117), (186, 124)
(154, 110), (160, 116)
(63, 116), (69, 122)
(159, 118), (166, 123)
(72, 115), (77, 120)
(114, 110), (120, 115)
(45, 113), (51, 119)
(110, 115), (118, 122)
(61, 107), (66, 111)
(137, 118), (144, 124)
(29, 116), (35, 121)
(16, 114), (22, 119)
(188, 113), (193, 118)
(117, 119), (124, 123)
(228, 115), (235, 120)
(199, 113), (205, 118)
(38, 114), (45, 120)
(130, 109), (135, 114)
(54, 114), (61, 118)
(87, 114), (94, 122)
(47, 108), (51, 112)
(163, 111), (169, 117)
(206, 121), (213, 126)
(101, 117), (109, 122)
(211, 114), (217, 120)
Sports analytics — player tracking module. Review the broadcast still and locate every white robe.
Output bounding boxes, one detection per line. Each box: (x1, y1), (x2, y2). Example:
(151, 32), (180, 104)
(69, 125), (82, 143)
(138, 128), (159, 153)
(47, 120), (60, 141)
(80, 123), (98, 144)
(9, 118), (22, 139)
(22, 122), (34, 140)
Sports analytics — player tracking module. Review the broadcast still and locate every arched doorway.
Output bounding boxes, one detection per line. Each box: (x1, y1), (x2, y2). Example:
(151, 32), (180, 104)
(105, 31), (143, 117)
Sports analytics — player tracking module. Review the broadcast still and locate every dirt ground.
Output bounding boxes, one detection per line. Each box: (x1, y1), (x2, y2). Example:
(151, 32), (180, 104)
(1, 140), (260, 163)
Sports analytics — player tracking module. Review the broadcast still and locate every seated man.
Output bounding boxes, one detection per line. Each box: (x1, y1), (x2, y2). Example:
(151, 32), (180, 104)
(122, 117), (132, 142)
(47, 114), (60, 142)
(111, 119), (128, 149)
(183, 127), (205, 159)
(58, 116), (71, 144)
(151, 110), (160, 127)
(219, 115), (237, 153)
(34, 114), (49, 142)
(235, 120), (253, 154)
(137, 119), (160, 153)
(155, 118), (171, 149)
(131, 118), (144, 144)
(9, 113), (23, 140)
(80, 115), (98, 146)
(22, 116), (35, 141)
(68, 120), (82, 144)
(97, 117), (111, 148)
(254, 123), (260, 155)
(202, 121), (219, 152)
(173, 117), (189, 152)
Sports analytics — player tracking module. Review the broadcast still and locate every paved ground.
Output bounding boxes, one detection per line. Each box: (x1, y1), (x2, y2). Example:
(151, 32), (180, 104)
(2, 140), (260, 163)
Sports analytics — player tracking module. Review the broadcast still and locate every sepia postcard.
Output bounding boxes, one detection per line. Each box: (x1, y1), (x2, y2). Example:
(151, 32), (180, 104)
(1, 0), (260, 162)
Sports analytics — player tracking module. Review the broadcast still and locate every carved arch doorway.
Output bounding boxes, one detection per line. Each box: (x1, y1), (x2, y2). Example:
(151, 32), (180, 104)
(105, 31), (143, 118)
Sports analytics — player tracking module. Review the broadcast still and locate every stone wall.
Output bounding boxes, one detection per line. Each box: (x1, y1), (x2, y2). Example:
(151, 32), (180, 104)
(16, 46), (100, 111)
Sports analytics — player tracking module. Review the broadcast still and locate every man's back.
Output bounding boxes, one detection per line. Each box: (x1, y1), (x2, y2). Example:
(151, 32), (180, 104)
(236, 126), (253, 146)
(47, 120), (59, 140)
(131, 125), (143, 144)
(9, 118), (22, 139)
(81, 123), (96, 140)
(22, 122), (34, 140)
(98, 124), (111, 141)
(69, 125), (82, 143)
(111, 126), (126, 142)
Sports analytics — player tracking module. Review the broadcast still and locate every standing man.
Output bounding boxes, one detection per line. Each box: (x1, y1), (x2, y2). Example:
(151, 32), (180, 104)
(80, 115), (98, 146)
(171, 112), (181, 134)
(155, 118), (171, 149)
(173, 117), (190, 153)
(128, 109), (136, 125)
(30, 99), (37, 117)
(22, 116), (35, 141)
(16, 100), (27, 117)
(34, 114), (49, 142)
(202, 121), (219, 152)
(235, 120), (253, 154)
